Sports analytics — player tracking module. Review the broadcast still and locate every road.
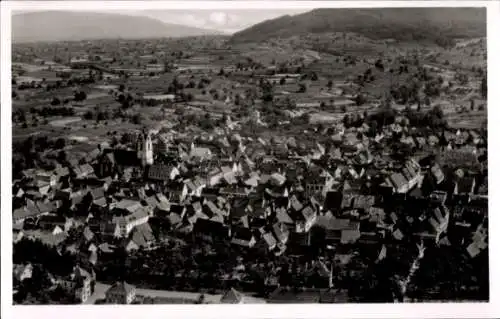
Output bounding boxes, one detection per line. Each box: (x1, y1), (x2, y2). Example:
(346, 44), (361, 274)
(85, 282), (223, 304)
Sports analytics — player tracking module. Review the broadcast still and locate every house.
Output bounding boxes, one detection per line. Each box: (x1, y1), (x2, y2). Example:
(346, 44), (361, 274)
(276, 208), (295, 231)
(105, 281), (137, 304)
(220, 186), (249, 198)
(73, 164), (95, 179)
(189, 143), (213, 161)
(231, 227), (256, 248)
(111, 202), (150, 237)
(272, 222), (290, 244)
(100, 222), (121, 239)
(305, 174), (335, 199)
(316, 216), (361, 244)
(88, 187), (107, 207)
(466, 225), (488, 258)
(382, 159), (422, 193)
(292, 205), (317, 233)
(426, 205), (450, 242)
(353, 149), (374, 165)
(59, 266), (95, 303)
(13, 263), (33, 282)
(430, 191), (447, 205)
(352, 195), (375, 212)
(13, 203), (41, 224)
(34, 171), (58, 187)
(219, 288), (266, 304)
(13, 227), (24, 243)
(430, 164), (445, 185)
(36, 200), (58, 215)
(38, 215), (73, 232)
(259, 231), (278, 251)
(166, 182), (188, 203)
(454, 177), (476, 196)
(147, 164), (179, 182)
(129, 222), (155, 250)
(184, 177), (206, 197)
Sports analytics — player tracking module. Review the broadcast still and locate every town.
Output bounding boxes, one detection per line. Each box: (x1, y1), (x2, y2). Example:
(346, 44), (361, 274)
(11, 9), (488, 305)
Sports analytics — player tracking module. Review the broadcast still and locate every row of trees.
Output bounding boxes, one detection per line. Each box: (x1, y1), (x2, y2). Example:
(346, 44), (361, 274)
(13, 107), (76, 123)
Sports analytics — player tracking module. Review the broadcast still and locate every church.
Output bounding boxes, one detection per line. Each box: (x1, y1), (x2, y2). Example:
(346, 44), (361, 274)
(97, 129), (154, 178)
(136, 129), (154, 167)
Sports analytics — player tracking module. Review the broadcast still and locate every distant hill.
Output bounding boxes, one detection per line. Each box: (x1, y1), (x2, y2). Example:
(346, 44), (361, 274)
(230, 8), (486, 45)
(12, 11), (223, 43)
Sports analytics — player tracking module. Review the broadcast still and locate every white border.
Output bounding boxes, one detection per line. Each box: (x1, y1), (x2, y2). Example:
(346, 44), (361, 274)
(1, 1), (499, 319)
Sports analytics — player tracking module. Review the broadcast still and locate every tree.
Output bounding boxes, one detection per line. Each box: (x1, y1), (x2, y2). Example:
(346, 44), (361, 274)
(131, 114), (143, 124)
(327, 80), (333, 90)
(480, 75), (487, 99)
(97, 111), (109, 122)
(57, 150), (67, 163)
(279, 77), (286, 85)
(83, 111), (93, 120)
(51, 97), (61, 106)
(456, 73), (469, 86)
(74, 91), (87, 102)
(424, 96), (431, 107)
(343, 114), (351, 127)
(298, 83), (307, 93)
(54, 138), (66, 149)
(375, 59), (384, 71)
(311, 72), (319, 81)
(355, 94), (366, 106)
(121, 132), (133, 145)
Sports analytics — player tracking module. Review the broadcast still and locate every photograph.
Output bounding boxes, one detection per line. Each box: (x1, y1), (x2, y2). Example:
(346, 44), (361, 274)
(2, 0), (492, 311)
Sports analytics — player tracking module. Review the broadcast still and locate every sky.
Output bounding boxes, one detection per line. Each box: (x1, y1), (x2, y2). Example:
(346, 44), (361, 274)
(114, 9), (309, 34)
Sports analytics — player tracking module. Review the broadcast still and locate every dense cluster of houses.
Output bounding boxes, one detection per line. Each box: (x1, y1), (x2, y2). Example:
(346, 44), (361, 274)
(13, 109), (487, 303)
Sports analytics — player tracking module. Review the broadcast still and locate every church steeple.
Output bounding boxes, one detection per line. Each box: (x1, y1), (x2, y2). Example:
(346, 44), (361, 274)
(137, 129), (154, 166)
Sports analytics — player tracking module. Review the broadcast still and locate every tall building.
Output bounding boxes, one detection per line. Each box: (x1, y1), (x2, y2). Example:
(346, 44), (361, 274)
(136, 129), (154, 166)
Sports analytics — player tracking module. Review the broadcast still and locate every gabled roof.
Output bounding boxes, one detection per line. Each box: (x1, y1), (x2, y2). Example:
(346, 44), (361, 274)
(262, 232), (277, 248)
(288, 194), (303, 211)
(148, 164), (177, 181)
(106, 281), (136, 296)
(13, 206), (41, 221)
(352, 195), (375, 210)
(316, 216), (359, 231)
(131, 223), (155, 246)
(300, 206), (316, 221)
(83, 226), (94, 242)
(220, 288), (266, 304)
(276, 209), (294, 224)
(90, 187), (105, 200)
(115, 199), (142, 213)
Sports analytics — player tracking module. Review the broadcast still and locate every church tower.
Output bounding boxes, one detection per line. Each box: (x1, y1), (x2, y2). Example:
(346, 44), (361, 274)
(137, 129), (154, 166)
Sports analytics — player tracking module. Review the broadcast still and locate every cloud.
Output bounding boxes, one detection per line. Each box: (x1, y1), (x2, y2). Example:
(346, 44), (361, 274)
(137, 9), (309, 32)
(180, 13), (207, 28)
(209, 12), (229, 26)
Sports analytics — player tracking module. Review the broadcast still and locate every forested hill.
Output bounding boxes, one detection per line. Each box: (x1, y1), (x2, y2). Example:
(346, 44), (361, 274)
(230, 8), (486, 46)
